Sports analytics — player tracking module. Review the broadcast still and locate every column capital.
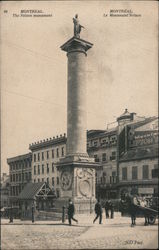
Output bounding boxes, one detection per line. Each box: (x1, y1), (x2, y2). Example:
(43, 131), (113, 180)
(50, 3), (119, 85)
(60, 36), (93, 54)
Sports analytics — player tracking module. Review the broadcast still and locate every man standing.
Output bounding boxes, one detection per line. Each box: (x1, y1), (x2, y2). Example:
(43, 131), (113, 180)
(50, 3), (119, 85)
(67, 199), (78, 226)
(105, 200), (109, 218)
(93, 199), (102, 224)
(109, 200), (114, 219)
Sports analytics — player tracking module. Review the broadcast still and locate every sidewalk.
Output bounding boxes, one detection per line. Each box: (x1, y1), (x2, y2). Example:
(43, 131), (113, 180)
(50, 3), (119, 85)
(1, 212), (122, 225)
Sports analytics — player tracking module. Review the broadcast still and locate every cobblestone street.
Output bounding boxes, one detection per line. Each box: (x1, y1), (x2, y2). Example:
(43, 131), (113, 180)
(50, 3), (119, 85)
(1, 213), (158, 249)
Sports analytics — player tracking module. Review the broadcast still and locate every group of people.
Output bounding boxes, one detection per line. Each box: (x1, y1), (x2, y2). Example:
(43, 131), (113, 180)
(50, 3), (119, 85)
(68, 195), (155, 227)
(93, 199), (114, 224)
(67, 198), (114, 226)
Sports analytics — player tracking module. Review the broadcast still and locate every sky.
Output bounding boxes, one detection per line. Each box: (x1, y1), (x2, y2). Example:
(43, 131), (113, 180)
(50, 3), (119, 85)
(1, 1), (158, 174)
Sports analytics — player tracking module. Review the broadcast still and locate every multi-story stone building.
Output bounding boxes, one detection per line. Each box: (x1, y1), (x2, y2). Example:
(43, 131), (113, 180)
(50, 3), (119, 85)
(7, 153), (32, 206)
(0, 173), (10, 208)
(118, 114), (158, 197)
(29, 134), (67, 197)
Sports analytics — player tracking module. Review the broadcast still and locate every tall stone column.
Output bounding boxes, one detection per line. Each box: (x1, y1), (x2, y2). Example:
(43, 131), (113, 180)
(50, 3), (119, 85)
(57, 28), (100, 213)
(66, 40), (90, 156)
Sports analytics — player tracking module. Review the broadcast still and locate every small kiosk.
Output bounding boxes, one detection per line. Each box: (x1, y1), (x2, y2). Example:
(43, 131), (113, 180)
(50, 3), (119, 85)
(18, 182), (56, 219)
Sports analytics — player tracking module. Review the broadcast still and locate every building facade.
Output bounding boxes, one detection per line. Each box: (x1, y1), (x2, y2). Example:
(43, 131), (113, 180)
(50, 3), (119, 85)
(0, 173), (10, 208)
(7, 153), (32, 206)
(29, 134), (67, 198)
(118, 122), (158, 197)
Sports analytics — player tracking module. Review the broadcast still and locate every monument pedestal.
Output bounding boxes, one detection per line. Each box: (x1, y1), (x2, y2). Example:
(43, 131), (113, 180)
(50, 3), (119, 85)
(57, 155), (99, 213)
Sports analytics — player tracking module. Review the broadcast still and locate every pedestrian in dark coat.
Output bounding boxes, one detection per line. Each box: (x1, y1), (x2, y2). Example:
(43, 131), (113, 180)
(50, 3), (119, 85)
(67, 199), (78, 226)
(93, 199), (102, 224)
(109, 200), (114, 219)
(105, 200), (109, 218)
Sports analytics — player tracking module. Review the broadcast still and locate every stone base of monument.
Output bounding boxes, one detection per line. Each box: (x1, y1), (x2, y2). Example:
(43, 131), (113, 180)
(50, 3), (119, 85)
(56, 156), (100, 214)
(54, 197), (96, 214)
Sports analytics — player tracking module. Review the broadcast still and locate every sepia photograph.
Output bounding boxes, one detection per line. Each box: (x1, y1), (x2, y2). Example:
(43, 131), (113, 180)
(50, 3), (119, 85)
(0, 0), (158, 249)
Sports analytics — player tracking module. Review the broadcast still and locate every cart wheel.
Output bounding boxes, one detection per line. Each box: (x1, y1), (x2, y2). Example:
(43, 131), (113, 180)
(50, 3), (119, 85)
(149, 215), (156, 225)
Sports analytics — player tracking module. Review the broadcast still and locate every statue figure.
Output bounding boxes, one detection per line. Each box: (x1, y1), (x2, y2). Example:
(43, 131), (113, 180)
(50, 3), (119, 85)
(73, 14), (84, 38)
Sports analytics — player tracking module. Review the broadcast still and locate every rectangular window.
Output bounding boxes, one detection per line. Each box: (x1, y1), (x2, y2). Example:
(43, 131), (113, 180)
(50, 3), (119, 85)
(52, 163), (54, 173)
(34, 179), (36, 183)
(52, 150), (54, 158)
(112, 171), (116, 183)
(154, 164), (158, 169)
(143, 165), (149, 179)
(25, 172), (28, 181)
(47, 151), (49, 159)
(95, 172), (97, 183)
(34, 154), (36, 162)
(52, 177), (54, 186)
(132, 166), (138, 180)
(42, 164), (44, 174)
(38, 153), (40, 161)
(22, 173), (24, 181)
(10, 175), (12, 182)
(57, 148), (59, 158)
(57, 177), (59, 185)
(56, 190), (60, 198)
(34, 165), (36, 175)
(110, 151), (116, 160)
(122, 167), (127, 180)
(61, 147), (64, 156)
(42, 152), (44, 161)
(47, 163), (49, 174)
(94, 141), (98, 146)
(103, 172), (106, 183)
(110, 176), (112, 184)
(102, 153), (106, 162)
(38, 165), (40, 175)
(94, 154), (99, 162)
(152, 164), (159, 178)
(13, 174), (15, 182)
(42, 178), (44, 182)
(47, 177), (49, 184)
(29, 172), (31, 180)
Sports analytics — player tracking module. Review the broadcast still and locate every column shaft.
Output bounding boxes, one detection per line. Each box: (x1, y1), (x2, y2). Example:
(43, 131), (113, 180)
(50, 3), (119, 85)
(67, 49), (87, 155)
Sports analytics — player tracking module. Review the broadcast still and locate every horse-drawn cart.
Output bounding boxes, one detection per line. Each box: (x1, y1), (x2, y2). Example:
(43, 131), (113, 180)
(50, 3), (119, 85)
(119, 196), (158, 225)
